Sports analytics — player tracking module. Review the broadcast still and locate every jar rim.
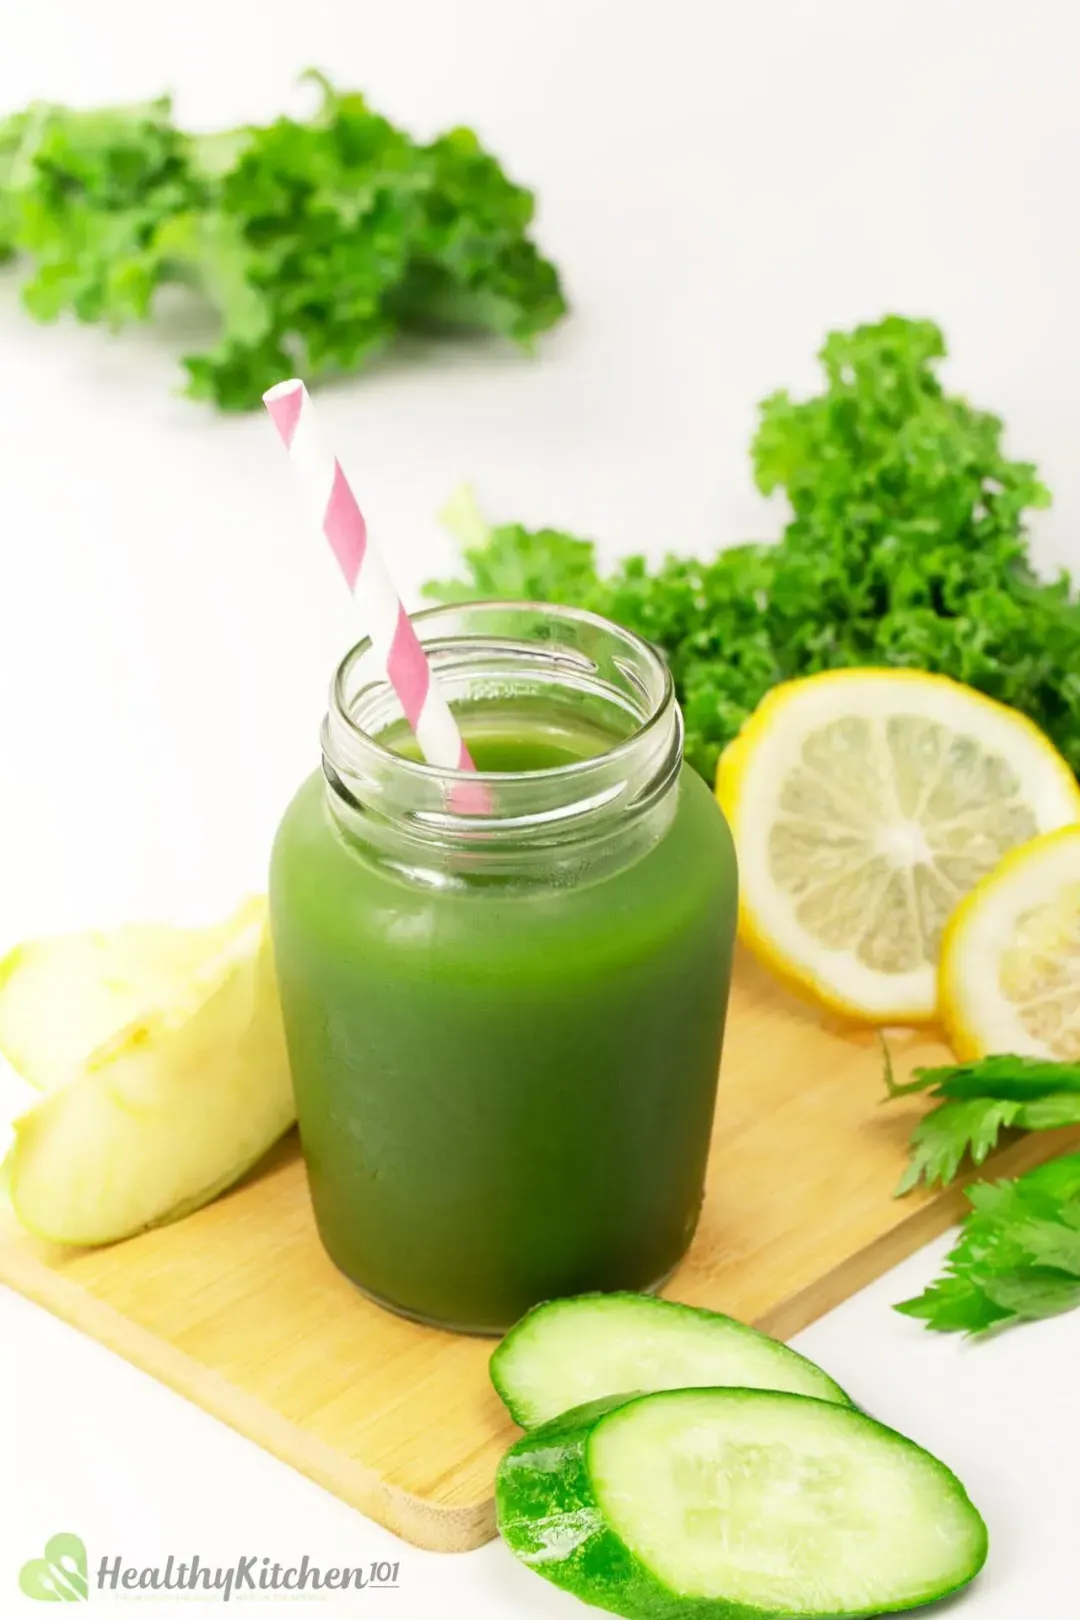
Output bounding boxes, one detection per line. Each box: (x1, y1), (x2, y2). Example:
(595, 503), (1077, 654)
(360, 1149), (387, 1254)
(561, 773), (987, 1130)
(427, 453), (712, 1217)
(328, 599), (675, 785)
(321, 600), (683, 856)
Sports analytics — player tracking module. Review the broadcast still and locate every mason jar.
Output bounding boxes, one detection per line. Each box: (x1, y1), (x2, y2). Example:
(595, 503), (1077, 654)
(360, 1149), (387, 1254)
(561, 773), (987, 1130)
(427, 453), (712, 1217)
(269, 602), (738, 1333)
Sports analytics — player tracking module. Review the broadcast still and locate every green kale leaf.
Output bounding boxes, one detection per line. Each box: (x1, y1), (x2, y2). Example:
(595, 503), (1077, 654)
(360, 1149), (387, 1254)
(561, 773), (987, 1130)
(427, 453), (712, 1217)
(426, 315), (1080, 785)
(0, 76), (567, 410)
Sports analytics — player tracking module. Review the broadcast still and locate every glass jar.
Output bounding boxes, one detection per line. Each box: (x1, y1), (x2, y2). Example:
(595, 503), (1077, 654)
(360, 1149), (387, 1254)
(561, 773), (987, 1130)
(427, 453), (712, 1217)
(269, 603), (738, 1334)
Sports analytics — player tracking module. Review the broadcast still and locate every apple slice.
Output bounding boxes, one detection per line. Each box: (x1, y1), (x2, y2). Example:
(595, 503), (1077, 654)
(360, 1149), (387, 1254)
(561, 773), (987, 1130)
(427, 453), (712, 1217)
(3, 898), (296, 1245)
(0, 910), (252, 1092)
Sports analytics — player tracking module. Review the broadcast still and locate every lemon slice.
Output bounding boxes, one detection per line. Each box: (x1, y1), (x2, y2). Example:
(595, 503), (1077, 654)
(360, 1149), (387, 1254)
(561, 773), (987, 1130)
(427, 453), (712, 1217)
(717, 670), (1080, 1022)
(940, 826), (1080, 1059)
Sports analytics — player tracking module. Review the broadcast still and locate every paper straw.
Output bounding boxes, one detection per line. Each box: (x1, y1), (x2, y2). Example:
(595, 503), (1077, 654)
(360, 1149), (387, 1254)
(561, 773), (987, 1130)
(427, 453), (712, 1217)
(263, 379), (477, 775)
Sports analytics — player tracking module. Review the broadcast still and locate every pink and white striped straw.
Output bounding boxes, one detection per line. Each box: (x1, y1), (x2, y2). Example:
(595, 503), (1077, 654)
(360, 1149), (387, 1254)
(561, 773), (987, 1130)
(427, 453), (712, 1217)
(263, 379), (477, 776)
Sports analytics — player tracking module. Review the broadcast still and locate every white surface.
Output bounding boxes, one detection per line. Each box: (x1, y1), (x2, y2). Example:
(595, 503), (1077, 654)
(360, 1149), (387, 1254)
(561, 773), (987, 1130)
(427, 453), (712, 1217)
(1, 0), (1079, 1611)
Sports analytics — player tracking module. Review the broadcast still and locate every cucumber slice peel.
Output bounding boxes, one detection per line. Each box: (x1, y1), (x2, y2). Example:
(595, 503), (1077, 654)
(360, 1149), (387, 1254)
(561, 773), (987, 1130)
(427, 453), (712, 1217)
(491, 1292), (851, 1428)
(496, 1388), (988, 1619)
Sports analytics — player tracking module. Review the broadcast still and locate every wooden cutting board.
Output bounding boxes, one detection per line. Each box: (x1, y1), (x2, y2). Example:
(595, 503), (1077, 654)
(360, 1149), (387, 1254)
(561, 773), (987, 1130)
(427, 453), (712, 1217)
(1, 947), (1075, 1553)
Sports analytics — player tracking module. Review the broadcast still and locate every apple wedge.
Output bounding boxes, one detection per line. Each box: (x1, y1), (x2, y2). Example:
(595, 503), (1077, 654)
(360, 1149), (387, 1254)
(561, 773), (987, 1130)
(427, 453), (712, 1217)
(2, 898), (296, 1245)
(0, 910), (255, 1092)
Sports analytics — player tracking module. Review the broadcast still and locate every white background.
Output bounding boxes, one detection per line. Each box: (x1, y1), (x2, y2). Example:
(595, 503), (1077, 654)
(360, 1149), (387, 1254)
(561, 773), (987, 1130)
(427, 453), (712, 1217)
(1, 0), (1079, 1611)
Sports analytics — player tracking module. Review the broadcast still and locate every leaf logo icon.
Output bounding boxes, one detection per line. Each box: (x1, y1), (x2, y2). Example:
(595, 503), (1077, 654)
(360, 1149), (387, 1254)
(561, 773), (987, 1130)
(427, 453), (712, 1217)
(19, 1534), (89, 1602)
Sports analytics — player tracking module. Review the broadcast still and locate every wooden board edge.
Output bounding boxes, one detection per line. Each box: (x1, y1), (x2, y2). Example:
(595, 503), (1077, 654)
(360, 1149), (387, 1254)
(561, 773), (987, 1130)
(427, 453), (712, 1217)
(0, 1245), (497, 1553)
(753, 1124), (1080, 1343)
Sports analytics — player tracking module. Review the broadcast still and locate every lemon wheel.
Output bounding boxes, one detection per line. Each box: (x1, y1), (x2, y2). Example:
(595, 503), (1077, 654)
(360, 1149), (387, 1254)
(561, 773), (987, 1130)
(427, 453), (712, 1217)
(940, 825), (1080, 1060)
(716, 670), (1080, 1023)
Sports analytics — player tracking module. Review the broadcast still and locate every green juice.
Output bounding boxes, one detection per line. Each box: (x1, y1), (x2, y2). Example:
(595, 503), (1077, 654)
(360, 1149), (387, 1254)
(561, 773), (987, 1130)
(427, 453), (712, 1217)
(270, 617), (737, 1334)
(275, 602), (738, 1334)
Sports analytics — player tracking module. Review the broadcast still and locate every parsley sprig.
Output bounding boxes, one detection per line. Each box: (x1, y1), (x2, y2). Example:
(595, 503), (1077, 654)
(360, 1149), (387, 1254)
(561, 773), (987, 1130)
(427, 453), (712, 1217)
(887, 1053), (1080, 1332)
(896, 1151), (1080, 1333)
(885, 1053), (1080, 1195)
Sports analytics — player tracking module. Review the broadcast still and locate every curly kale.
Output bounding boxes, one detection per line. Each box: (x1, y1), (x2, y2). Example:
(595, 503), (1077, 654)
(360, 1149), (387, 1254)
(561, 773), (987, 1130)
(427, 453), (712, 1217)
(0, 75), (567, 409)
(426, 316), (1080, 783)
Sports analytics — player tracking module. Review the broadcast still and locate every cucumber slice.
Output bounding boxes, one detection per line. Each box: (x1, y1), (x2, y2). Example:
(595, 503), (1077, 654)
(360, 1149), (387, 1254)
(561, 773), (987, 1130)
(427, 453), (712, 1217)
(496, 1389), (987, 1619)
(490, 1293), (850, 1427)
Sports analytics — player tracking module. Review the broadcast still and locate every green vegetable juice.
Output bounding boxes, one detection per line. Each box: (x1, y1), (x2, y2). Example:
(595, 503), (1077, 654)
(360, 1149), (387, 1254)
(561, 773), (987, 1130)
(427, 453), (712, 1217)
(270, 604), (738, 1333)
